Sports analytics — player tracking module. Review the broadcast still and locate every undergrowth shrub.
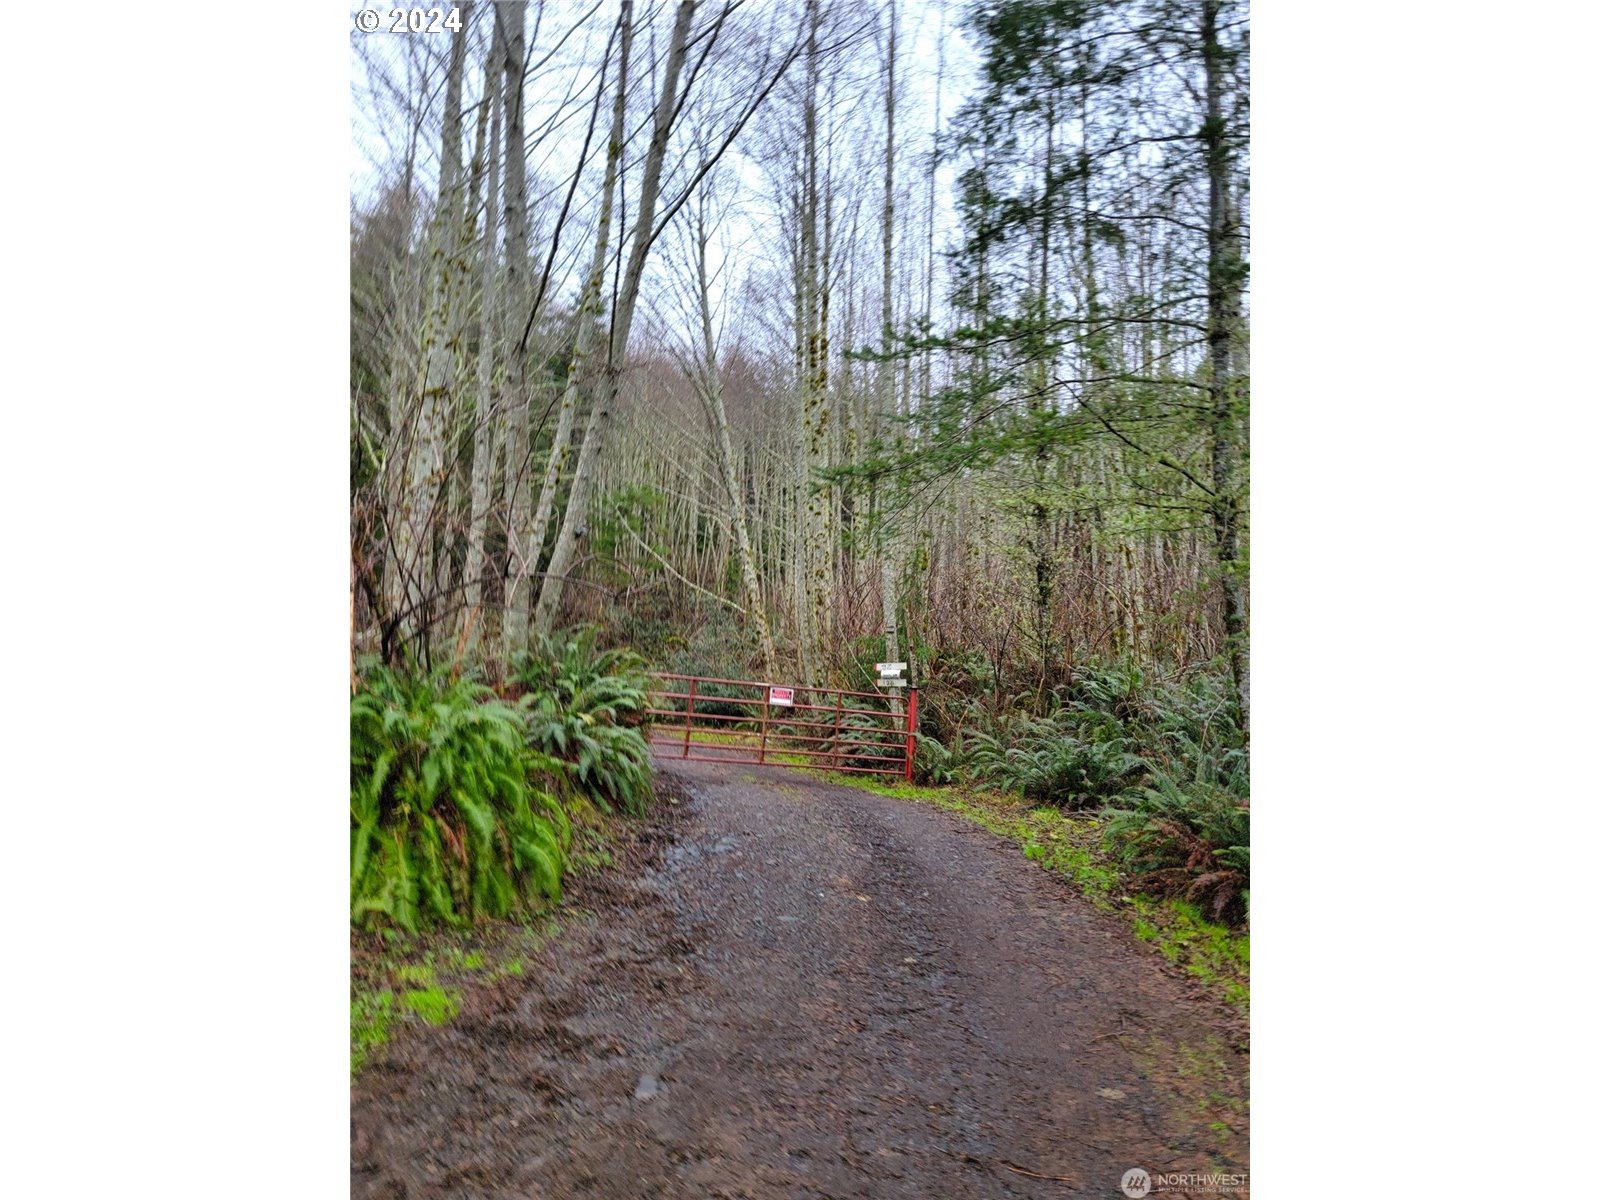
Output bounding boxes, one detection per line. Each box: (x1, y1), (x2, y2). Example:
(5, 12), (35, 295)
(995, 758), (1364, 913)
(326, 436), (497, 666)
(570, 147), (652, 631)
(912, 733), (958, 784)
(350, 661), (571, 932)
(626, 611), (761, 720)
(509, 629), (655, 816)
(663, 679), (756, 722)
(1103, 756), (1250, 924)
(913, 655), (1250, 924)
(508, 628), (651, 716)
(1100, 670), (1249, 923)
(1061, 660), (1156, 725)
(965, 711), (1145, 809)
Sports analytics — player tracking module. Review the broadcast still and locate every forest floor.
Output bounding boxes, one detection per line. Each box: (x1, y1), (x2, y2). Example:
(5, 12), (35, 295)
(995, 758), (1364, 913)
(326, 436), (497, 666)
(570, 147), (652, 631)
(352, 758), (1250, 1199)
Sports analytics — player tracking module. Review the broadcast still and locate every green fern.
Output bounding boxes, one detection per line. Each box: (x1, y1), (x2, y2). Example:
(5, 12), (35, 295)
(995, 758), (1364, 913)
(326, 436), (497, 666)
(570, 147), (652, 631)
(912, 733), (957, 784)
(508, 630), (656, 816)
(508, 629), (651, 713)
(1066, 660), (1152, 724)
(350, 660), (571, 932)
(962, 710), (1145, 809)
(1102, 762), (1250, 924)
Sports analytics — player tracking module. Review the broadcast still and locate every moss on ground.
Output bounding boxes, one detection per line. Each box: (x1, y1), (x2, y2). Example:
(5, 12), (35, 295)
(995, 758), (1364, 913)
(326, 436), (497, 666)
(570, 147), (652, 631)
(350, 799), (616, 1076)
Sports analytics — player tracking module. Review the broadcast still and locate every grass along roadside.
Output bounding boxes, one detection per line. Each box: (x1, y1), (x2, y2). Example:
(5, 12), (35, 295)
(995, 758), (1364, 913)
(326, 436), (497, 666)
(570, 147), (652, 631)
(819, 772), (1249, 1018)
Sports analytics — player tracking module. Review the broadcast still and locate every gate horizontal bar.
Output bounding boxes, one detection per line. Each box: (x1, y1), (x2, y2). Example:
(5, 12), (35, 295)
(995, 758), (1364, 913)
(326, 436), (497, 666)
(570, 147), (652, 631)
(651, 694), (898, 721)
(654, 673), (894, 702)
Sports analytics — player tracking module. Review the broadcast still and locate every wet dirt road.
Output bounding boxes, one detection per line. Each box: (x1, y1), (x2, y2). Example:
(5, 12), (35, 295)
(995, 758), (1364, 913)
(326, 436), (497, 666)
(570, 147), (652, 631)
(352, 758), (1249, 1199)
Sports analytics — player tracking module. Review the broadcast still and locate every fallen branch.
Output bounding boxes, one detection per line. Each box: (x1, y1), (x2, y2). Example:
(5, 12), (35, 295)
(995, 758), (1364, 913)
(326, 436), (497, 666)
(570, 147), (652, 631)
(1001, 1160), (1075, 1183)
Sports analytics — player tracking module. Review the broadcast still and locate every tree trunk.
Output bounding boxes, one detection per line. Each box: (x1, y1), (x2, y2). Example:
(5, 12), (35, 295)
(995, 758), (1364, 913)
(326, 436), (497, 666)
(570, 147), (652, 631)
(1202, 0), (1248, 735)
(388, 8), (472, 662)
(692, 195), (776, 675)
(513, 4), (632, 659)
(463, 5), (503, 653)
(879, 0), (902, 714)
(532, 0), (698, 635)
(496, 1), (533, 658)
(798, 0), (833, 683)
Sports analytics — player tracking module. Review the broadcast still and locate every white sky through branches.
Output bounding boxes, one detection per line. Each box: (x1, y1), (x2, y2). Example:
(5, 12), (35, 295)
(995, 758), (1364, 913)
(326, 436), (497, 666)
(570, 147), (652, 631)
(350, 0), (976, 355)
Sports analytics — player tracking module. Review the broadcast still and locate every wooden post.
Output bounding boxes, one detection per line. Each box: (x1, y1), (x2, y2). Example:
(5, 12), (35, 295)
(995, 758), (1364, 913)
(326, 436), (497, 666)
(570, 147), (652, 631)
(904, 686), (918, 782)
(683, 677), (696, 758)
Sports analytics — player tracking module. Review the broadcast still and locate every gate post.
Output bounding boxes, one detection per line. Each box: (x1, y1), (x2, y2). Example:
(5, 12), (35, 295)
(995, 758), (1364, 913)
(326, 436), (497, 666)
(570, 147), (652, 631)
(831, 690), (844, 771)
(683, 677), (696, 758)
(758, 694), (769, 764)
(904, 686), (919, 782)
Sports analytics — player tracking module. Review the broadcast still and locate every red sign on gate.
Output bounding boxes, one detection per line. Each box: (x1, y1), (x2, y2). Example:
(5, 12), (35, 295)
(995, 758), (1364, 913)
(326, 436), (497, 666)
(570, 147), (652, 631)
(768, 686), (795, 706)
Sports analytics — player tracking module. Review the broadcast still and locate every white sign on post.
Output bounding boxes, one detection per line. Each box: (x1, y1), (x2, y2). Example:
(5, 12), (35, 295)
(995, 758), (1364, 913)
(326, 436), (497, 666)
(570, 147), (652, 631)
(875, 662), (907, 675)
(879, 677), (908, 687)
(768, 686), (795, 707)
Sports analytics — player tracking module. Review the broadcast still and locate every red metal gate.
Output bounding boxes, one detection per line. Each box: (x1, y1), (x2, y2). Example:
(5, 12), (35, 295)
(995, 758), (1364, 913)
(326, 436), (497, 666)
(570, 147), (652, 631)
(645, 674), (919, 781)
